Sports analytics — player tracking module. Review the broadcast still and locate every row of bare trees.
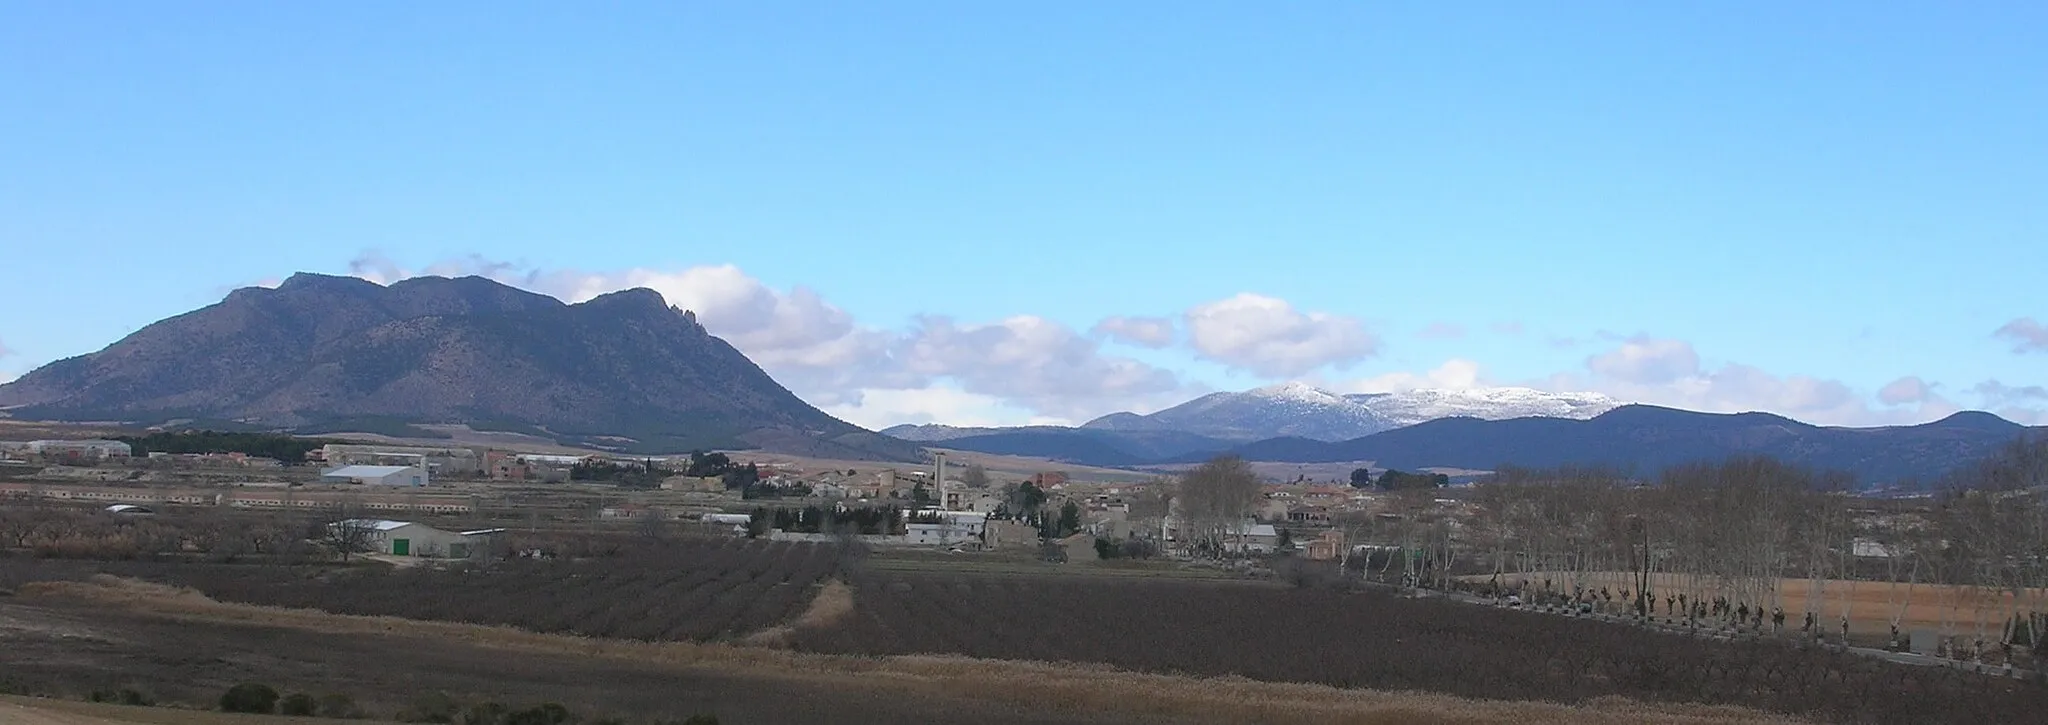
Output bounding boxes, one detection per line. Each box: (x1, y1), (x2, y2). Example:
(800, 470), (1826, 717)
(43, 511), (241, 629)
(0, 503), (378, 563)
(1444, 436), (2048, 655)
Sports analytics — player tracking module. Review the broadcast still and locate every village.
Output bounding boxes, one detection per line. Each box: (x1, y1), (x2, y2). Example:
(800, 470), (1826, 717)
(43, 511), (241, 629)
(0, 436), (1455, 567)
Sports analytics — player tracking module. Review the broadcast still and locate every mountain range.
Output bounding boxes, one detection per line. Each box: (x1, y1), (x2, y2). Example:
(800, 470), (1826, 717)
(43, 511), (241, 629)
(889, 387), (2043, 485)
(881, 383), (1626, 465)
(0, 273), (921, 460)
(1080, 382), (1620, 441)
(4, 272), (2036, 483)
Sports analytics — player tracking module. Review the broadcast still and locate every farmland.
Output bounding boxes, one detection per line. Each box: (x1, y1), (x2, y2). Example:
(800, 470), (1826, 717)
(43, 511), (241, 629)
(786, 570), (2044, 725)
(8, 542), (2042, 725)
(1, 571), (1811, 725)
(135, 538), (851, 642)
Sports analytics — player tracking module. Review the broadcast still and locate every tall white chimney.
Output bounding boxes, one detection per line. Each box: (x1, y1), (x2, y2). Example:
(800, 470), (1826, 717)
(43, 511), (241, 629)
(933, 452), (947, 510)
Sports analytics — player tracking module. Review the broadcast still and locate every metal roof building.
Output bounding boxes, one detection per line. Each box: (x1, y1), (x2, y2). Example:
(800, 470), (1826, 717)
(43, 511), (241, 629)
(320, 465), (429, 487)
(328, 519), (498, 558)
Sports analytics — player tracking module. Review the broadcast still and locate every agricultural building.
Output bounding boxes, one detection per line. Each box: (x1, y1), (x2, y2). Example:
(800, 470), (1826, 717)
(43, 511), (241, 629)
(321, 464), (428, 487)
(332, 519), (495, 558)
(21, 439), (133, 461)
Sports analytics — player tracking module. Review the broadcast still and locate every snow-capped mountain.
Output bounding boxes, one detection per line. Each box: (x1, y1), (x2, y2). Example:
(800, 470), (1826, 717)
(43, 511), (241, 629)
(1082, 382), (1398, 442)
(879, 423), (1072, 442)
(1079, 383), (1622, 442)
(1345, 387), (1621, 428)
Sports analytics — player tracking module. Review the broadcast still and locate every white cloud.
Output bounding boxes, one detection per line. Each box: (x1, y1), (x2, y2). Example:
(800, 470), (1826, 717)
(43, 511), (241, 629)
(321, 253), (2046, 430)
(1184, 293), (1378, 377)
(527, 265), (912, 404)
(1551, 336), (1961, 426)
(1090, 315), (1176, 348)
(346, 251), (410, 285)
(1877, 376), (1932, 406)
(1971, 381), (2048, 424)
(1332, 359), (1486, 394)
(1586, 336), (1701, 384)
(823, 386), (1074, 429)
(338, 252), (1191, 425)
(897, 315), (1191, 421)
(0, 336), (12, 359)
(1996, 317), (2048, 354)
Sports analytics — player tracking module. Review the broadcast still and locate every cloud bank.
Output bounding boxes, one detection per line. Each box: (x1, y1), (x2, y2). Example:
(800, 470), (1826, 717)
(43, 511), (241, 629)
(327, 253), (2046, 429)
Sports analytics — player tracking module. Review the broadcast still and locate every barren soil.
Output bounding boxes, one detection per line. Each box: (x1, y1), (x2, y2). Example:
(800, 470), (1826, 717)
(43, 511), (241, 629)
(0, 574), (1812, 725)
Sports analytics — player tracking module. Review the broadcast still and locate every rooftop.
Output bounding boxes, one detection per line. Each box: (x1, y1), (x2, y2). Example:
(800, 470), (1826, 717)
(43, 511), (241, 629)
(334, 518), (412, 531)
(323, 465), (420, 477)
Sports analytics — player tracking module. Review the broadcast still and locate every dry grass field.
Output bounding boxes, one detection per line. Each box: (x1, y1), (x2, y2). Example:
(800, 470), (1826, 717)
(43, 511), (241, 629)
(1480, 571), (2048, 638)
(0, 573), (1818, 725)
(0, 696), (362, 725)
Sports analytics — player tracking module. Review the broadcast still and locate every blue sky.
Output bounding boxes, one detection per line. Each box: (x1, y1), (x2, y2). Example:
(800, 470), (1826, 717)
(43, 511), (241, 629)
(3, 2), (2045, 427)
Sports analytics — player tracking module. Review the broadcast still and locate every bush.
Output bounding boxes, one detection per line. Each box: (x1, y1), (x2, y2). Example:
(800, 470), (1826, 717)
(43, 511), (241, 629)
(463, 701), (508, 725)
(402, 692), (461, 723)
(220, 683), (280, 714)
(279, 693), (318, 716)
(89, 689), (152, 706)
(504, 703), (572, 725)
(317, 693), (364, 719)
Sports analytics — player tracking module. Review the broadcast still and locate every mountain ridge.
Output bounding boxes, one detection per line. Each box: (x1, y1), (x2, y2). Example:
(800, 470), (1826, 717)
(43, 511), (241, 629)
(0, 273), (921, 460)
(1078, 382), (1620, 442)
(917, 404), (2042, 485)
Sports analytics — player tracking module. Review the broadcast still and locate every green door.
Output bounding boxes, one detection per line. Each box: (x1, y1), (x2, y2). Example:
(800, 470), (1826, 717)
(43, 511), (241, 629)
(392, 538), (410, 556)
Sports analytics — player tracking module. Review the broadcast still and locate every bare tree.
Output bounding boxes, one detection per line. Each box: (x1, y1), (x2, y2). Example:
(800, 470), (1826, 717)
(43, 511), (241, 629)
(961, 464), (991, 489)
(638, 506), (669, 540)
(322, 518), (375, 562)
(1175, 455), (1262, 557)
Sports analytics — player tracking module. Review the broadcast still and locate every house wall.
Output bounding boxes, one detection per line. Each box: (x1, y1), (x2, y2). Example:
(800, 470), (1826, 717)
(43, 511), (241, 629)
(372, 524), (468, 557)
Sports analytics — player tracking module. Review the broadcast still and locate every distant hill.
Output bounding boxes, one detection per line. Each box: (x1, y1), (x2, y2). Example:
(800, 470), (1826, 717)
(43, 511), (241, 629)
(0, 273), (921, 460)
(929, 404), (2041, 486)
(1200, 406), (2045, 484)
(1076, 382), (1620, 442)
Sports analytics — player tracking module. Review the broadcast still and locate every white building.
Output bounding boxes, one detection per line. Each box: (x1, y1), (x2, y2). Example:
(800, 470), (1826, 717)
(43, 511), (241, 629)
(24, 439), (133, 460)
(1222, 521), (1280, 553)
(905, 510), (989, 547)
(321, 465), (428, 487)
(329, 519), (496, 558)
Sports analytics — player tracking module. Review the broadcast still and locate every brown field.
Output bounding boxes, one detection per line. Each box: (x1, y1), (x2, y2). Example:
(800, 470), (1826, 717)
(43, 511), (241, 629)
(0, 572), (1817, 725)
(1477, 571), (2048, 638)
(0, 696), (363, 725)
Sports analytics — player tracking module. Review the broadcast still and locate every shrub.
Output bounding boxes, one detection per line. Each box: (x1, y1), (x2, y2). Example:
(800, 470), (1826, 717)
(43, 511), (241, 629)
(220, 683), (280, 714)
(402, 692), (462, 723)
(317, 693), (364, 719)
(88, 689), (152, 706)
(279, 693), (318, 716)
(503, 703), (572, 725)
(463, 701), (508, 725)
